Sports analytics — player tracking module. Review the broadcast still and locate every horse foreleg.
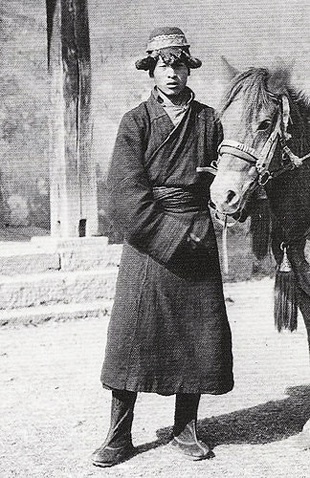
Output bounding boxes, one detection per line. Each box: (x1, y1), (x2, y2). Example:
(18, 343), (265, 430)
(292, 285), (310, 449)
(289, 244), (310, 353)
(284, 244), (310, 448)
(297, 287), (310, 355)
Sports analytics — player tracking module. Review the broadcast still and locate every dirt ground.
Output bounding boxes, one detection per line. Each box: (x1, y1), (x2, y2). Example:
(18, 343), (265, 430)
(2, 277), (310, 478)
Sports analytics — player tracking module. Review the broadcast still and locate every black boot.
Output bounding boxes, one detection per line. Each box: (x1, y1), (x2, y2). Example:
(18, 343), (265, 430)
(170, 393), (210, 461)
(92, 390), (137, 467)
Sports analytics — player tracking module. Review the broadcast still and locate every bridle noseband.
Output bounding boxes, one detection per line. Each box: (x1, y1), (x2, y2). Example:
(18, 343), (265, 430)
(217, 95), (310, 186)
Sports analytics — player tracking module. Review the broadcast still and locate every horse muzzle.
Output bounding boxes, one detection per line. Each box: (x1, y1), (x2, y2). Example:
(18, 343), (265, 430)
(210, 176), (257, 218)
(210, 182), (245, 216)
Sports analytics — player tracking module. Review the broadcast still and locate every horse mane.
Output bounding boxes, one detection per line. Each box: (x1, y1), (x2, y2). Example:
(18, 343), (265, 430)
(220, 67), (310, 260)
(287, 89), (310, 156)
(220, 68), (271, 122)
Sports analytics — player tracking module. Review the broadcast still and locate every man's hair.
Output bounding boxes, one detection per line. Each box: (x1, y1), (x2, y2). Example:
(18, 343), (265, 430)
(136, 46), (201, 77)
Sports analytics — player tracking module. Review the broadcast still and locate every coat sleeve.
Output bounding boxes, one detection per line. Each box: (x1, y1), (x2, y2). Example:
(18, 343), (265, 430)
(188, 112), (223, 244)
(107, 110), (192, 264)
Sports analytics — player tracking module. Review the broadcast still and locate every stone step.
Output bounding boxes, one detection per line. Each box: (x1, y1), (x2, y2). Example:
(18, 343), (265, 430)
(0, 238), (122, 275)
(0, 267), (119, 310)
(0, 300), (113, 326)
(0, 241), (60, 275)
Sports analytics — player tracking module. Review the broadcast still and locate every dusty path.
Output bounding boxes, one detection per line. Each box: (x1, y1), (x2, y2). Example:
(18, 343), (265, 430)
(1, 277), (310, 478)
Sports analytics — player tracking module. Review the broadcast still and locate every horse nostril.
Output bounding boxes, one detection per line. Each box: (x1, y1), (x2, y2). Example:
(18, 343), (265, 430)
(227, 190), (236, 203)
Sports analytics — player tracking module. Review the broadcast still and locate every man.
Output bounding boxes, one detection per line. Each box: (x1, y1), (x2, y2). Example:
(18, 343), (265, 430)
(92, 26), (233, 467)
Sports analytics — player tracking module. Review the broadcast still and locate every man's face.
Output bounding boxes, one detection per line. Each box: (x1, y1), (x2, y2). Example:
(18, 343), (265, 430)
(153, 57), (189, 97)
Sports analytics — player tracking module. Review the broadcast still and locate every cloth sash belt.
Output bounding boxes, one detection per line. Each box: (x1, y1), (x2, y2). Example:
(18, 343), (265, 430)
(153, 185), (209, 213)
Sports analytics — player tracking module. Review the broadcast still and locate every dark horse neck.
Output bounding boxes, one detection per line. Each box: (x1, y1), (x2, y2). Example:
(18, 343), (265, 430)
(266, 92), (310, 257)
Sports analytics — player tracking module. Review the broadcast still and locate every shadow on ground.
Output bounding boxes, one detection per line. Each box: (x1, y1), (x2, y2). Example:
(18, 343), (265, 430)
(134, 385), (310, 456)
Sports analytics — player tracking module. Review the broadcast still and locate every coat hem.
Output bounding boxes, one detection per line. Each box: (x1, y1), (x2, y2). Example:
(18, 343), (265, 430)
(101, 380), (234, 397)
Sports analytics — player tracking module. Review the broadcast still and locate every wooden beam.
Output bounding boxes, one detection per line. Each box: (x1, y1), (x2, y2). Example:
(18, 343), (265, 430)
(47, 0), (98, 237)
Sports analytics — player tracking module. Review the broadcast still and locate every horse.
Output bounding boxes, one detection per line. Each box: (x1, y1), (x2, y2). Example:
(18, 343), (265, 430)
(209, 63), (310, 351)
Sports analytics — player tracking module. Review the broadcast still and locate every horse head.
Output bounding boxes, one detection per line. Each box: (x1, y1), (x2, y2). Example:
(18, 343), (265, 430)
(210, 60), (310, 335)
(210, 60), (295, 218)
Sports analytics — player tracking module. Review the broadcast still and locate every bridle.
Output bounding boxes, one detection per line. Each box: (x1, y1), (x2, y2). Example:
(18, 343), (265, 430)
(199, 94), (310, 275)
(217, 95), (310, 186)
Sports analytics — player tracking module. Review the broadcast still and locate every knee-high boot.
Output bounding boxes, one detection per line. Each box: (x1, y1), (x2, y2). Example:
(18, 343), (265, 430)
(92, 389), (137, 467)
(170, 393), (210, 460)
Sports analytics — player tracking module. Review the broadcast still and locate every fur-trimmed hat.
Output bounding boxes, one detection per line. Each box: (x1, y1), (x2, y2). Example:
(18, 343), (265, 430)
(135, 27), (202, 73)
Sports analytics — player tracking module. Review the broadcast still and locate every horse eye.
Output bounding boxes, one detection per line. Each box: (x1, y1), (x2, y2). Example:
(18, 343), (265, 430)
(257, 120), (271, 131)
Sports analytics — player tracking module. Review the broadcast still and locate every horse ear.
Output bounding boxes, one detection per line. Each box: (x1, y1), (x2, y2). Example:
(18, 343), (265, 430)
(220, 56), (240, 82)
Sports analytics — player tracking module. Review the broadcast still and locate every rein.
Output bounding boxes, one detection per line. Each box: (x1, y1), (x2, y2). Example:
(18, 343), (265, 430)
(213, 211), (242, 275)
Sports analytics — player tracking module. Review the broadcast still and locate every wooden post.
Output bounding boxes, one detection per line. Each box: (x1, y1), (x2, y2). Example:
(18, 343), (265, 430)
(46, 0), (98, 237)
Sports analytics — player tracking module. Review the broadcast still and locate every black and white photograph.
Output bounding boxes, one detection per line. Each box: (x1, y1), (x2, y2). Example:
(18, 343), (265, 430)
(1, 1), (310, 477)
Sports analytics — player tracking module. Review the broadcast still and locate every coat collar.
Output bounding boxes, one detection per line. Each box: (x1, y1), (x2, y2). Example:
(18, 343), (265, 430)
(147, 87), (195, 122)
(152, 86), (194, 106)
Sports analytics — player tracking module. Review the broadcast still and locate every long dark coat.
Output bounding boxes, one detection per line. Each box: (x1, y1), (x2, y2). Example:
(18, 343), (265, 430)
(101, 88), (233, 396)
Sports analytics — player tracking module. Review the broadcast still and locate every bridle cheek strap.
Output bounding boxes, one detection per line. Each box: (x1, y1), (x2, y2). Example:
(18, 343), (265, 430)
(281, 95), (291, 139)
(256, 100), (284, 175)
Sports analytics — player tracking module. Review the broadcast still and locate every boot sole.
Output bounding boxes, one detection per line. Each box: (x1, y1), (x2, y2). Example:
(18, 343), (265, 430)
(168, 440), (214, 461)
(92, 447), (136, 467)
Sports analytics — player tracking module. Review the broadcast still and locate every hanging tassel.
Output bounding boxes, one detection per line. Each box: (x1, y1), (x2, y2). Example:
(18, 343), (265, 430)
(274, 245), (298, 332)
